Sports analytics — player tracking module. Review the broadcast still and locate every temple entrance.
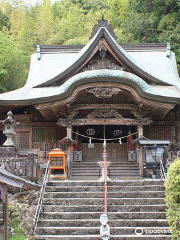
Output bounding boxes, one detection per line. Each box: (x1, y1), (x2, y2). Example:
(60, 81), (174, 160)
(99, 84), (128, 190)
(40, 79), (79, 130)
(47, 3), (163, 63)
(73, 125), (136, 162)
(71, 125), (140, 180)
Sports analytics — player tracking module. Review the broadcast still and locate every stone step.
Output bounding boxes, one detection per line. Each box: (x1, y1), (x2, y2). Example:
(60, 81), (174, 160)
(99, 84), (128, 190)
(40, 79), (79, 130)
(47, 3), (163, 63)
(73, 161), (137, 164)
(35, 178), (168, 239)
(72, 165), (139, 168)
(36, 226), (170, 235)
(42, 204), (166, 213)
(45, 185), (165, 192)
(72, 172), (139, 177)
(41, 211), (166, 220)
(71, 176), (141, 180)
(43, 197), (165, 205)
(44, 191), (165, 199)
(46, 180), (164, 187)
(34, 234), (171, 240)
(72, 166), (139, 170)
(72, 169), (139, 173)
(37, 219), (169, 228)
(72, 165), (139, 169)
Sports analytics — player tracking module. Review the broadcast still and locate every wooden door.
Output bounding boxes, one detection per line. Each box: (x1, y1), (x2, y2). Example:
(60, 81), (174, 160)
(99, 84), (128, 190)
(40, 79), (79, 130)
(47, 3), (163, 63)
(80, 143), (128, 162)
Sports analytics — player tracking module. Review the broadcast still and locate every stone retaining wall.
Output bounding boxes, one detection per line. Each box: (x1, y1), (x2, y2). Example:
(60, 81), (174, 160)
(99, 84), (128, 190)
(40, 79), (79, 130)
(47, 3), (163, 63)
(0, 147), (40, 180)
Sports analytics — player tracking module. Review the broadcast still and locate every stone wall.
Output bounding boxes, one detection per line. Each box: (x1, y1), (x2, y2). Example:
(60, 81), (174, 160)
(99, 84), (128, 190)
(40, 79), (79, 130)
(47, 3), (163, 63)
(0, 147), (40, 181)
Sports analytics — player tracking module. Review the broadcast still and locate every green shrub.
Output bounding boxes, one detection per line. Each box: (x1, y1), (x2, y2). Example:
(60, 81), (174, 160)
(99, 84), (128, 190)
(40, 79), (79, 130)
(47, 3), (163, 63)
(8, 199), (34, 240)
(165, 159), (180, 239)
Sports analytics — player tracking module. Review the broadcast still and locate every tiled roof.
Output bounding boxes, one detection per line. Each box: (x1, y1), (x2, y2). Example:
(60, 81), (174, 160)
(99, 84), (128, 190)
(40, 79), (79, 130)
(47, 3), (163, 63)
(0, 24), (179, 103)
(0, 168), (40, 189)
(24, 27), (179, 88)
(0, 70), (180, 104)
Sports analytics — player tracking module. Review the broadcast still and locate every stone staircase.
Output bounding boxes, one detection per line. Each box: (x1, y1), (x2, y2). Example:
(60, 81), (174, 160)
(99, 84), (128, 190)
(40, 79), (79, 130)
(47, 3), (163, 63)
(34, 179), (171, 240)
(71, 161), (140, 180)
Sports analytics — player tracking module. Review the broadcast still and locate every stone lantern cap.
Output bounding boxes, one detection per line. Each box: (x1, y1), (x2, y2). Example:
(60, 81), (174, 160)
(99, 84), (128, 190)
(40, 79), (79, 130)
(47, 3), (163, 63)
(0, 111), (16, 125)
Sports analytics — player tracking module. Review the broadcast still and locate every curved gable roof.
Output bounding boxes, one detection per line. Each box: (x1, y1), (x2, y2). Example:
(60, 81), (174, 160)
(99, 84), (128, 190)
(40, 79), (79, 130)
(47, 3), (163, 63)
(1, 70), (180, 105)
(33, 27), (174, 88)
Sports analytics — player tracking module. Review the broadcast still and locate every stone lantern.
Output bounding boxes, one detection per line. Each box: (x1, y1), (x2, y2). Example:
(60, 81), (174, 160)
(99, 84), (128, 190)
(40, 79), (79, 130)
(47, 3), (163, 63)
(0, 111), (16, 147)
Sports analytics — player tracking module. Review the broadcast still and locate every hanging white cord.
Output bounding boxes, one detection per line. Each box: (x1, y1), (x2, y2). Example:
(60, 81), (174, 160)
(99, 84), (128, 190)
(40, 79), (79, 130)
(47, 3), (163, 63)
(72, 130), (139, 141)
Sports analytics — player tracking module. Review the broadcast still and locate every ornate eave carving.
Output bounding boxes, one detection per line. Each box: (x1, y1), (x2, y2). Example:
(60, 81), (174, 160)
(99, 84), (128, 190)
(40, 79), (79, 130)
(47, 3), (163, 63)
(86, 87), (121, 98)
(87, 109), (123, 119)
(57, 117), (152, 127)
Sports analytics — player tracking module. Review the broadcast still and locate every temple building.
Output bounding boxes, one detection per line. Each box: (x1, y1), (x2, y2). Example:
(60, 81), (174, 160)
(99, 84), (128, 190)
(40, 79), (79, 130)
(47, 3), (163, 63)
(0, 18), (180, 180)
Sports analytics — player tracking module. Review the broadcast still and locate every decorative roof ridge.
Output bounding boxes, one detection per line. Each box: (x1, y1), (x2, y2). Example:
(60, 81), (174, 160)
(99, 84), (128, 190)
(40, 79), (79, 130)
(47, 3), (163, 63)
(38, 43), (167, 53)
(89, 16), (117, 40)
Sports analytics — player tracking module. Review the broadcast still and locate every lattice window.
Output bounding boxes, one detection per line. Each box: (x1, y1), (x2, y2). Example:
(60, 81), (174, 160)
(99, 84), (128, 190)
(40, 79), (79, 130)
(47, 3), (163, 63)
(33, 128), (45, 142)
(13, 132), (29, 149)
(33, 127), (59, 142)
(144, 125), (176, 142)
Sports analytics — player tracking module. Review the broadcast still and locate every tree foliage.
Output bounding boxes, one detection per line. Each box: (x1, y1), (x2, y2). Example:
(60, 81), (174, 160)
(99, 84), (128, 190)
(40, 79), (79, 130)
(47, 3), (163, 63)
(0, 0), (179, 92)
(0, 29), (27, 92)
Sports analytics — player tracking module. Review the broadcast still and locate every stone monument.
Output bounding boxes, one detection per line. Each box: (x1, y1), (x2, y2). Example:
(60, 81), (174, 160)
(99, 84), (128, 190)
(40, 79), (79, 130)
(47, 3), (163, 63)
(0, 111), (16, 147)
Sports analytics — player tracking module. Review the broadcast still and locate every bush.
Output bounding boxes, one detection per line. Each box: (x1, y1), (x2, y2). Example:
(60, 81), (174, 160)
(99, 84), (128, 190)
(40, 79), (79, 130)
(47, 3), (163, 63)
(165, 159), (180, 239)
(7, 189), (38, 240)
(8, 200), (30, 239)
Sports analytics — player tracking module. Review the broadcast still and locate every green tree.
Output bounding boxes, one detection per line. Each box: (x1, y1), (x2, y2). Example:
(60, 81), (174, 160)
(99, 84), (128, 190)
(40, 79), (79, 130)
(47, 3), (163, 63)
(36, 0), (55, 44)
(9, 2), (37, 53)
(0, 9), (9, 30)
(120, 0), (180, 69)
(0, 29), (27, 92)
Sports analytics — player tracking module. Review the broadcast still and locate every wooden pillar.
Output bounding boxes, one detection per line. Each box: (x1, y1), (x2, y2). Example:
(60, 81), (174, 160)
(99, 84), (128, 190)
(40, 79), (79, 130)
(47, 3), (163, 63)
(1, 185), (8, 240)
(175, 106), (180, 144)
(138, 124), (144, 138)
(29, 126), (33, 149)
(138, 124), (144, 177)
(176, 123), (180, 144)
(67, 126), (72, 139)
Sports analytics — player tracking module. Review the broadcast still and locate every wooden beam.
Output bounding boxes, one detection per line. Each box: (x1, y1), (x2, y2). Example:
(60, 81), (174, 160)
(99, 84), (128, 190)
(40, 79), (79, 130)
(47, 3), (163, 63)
(58, 118), (152, 126)
(70, 104), (139, 111)
(38, 108), (56, 121)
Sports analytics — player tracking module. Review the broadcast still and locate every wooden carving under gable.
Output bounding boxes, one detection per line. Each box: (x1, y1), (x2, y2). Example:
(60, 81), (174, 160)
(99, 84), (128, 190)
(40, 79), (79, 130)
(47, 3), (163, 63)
(82, 45), (124, 72)
(87, 109), (123, 119)
(86, 87), (121, 98)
